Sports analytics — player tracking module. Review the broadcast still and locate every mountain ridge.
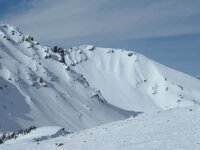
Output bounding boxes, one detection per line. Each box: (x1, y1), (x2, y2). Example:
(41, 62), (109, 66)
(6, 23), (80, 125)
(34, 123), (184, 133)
(0, 24), (200, 132)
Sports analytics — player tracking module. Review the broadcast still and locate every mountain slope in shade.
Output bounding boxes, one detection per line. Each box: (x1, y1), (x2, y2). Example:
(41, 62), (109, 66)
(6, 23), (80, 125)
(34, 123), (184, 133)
(0, 24), (200, 132)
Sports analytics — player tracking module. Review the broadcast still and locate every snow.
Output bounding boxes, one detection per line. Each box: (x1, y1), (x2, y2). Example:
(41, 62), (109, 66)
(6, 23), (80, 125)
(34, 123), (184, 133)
(72, 46), (200, 111)
(0, 77), (29, 131)
(4, 126), (63, 144)
(0, 24), (200, 149)
(0, 24), (136, 132)
(1, 106), (200, 150)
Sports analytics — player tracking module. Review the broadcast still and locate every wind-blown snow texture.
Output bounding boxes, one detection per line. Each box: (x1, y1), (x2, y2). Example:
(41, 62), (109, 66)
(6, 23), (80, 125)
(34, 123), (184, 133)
(0, 24), (200, 148)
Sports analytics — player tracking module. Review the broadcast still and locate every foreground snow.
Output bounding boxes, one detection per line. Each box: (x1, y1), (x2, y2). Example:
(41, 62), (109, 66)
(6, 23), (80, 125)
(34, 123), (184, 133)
(1, 106), (200, 150)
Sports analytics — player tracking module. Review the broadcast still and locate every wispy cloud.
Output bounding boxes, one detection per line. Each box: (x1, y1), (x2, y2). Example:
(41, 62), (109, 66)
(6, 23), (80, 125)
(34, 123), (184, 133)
(1, 0), (200, 42)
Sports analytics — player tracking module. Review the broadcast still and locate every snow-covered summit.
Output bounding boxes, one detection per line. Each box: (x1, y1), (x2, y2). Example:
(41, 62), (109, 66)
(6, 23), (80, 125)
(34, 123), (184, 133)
(0, 24), (200, 132)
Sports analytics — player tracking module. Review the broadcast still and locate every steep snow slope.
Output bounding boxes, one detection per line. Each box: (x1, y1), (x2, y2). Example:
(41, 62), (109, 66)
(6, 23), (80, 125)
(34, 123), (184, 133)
(1, 106), (200, 150)
(71, 45), (200, 111)
(0, 24), (200, 132)
(0, 77), (29, 130)
(0, 24), (135, 132)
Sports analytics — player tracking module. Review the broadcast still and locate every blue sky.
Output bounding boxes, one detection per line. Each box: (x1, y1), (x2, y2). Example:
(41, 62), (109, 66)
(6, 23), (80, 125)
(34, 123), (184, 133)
(0, 0), (200, 76)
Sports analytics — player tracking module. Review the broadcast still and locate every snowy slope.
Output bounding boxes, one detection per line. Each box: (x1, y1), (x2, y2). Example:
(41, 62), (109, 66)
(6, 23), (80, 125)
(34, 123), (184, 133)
(71, 45), (200, 112)
(0, 24), (135, 132)
(0, 24), (200, 133)
(1, 106), (200, 150)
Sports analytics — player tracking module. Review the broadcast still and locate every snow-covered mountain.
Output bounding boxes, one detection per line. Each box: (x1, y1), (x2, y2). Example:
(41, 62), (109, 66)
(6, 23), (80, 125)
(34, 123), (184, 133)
(0, 24), (200, 134)
(0, 24), (136, 132)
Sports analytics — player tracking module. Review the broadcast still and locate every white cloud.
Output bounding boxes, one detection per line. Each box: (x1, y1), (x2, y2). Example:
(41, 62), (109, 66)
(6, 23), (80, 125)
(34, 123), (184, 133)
(2, 0), (200, 42)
